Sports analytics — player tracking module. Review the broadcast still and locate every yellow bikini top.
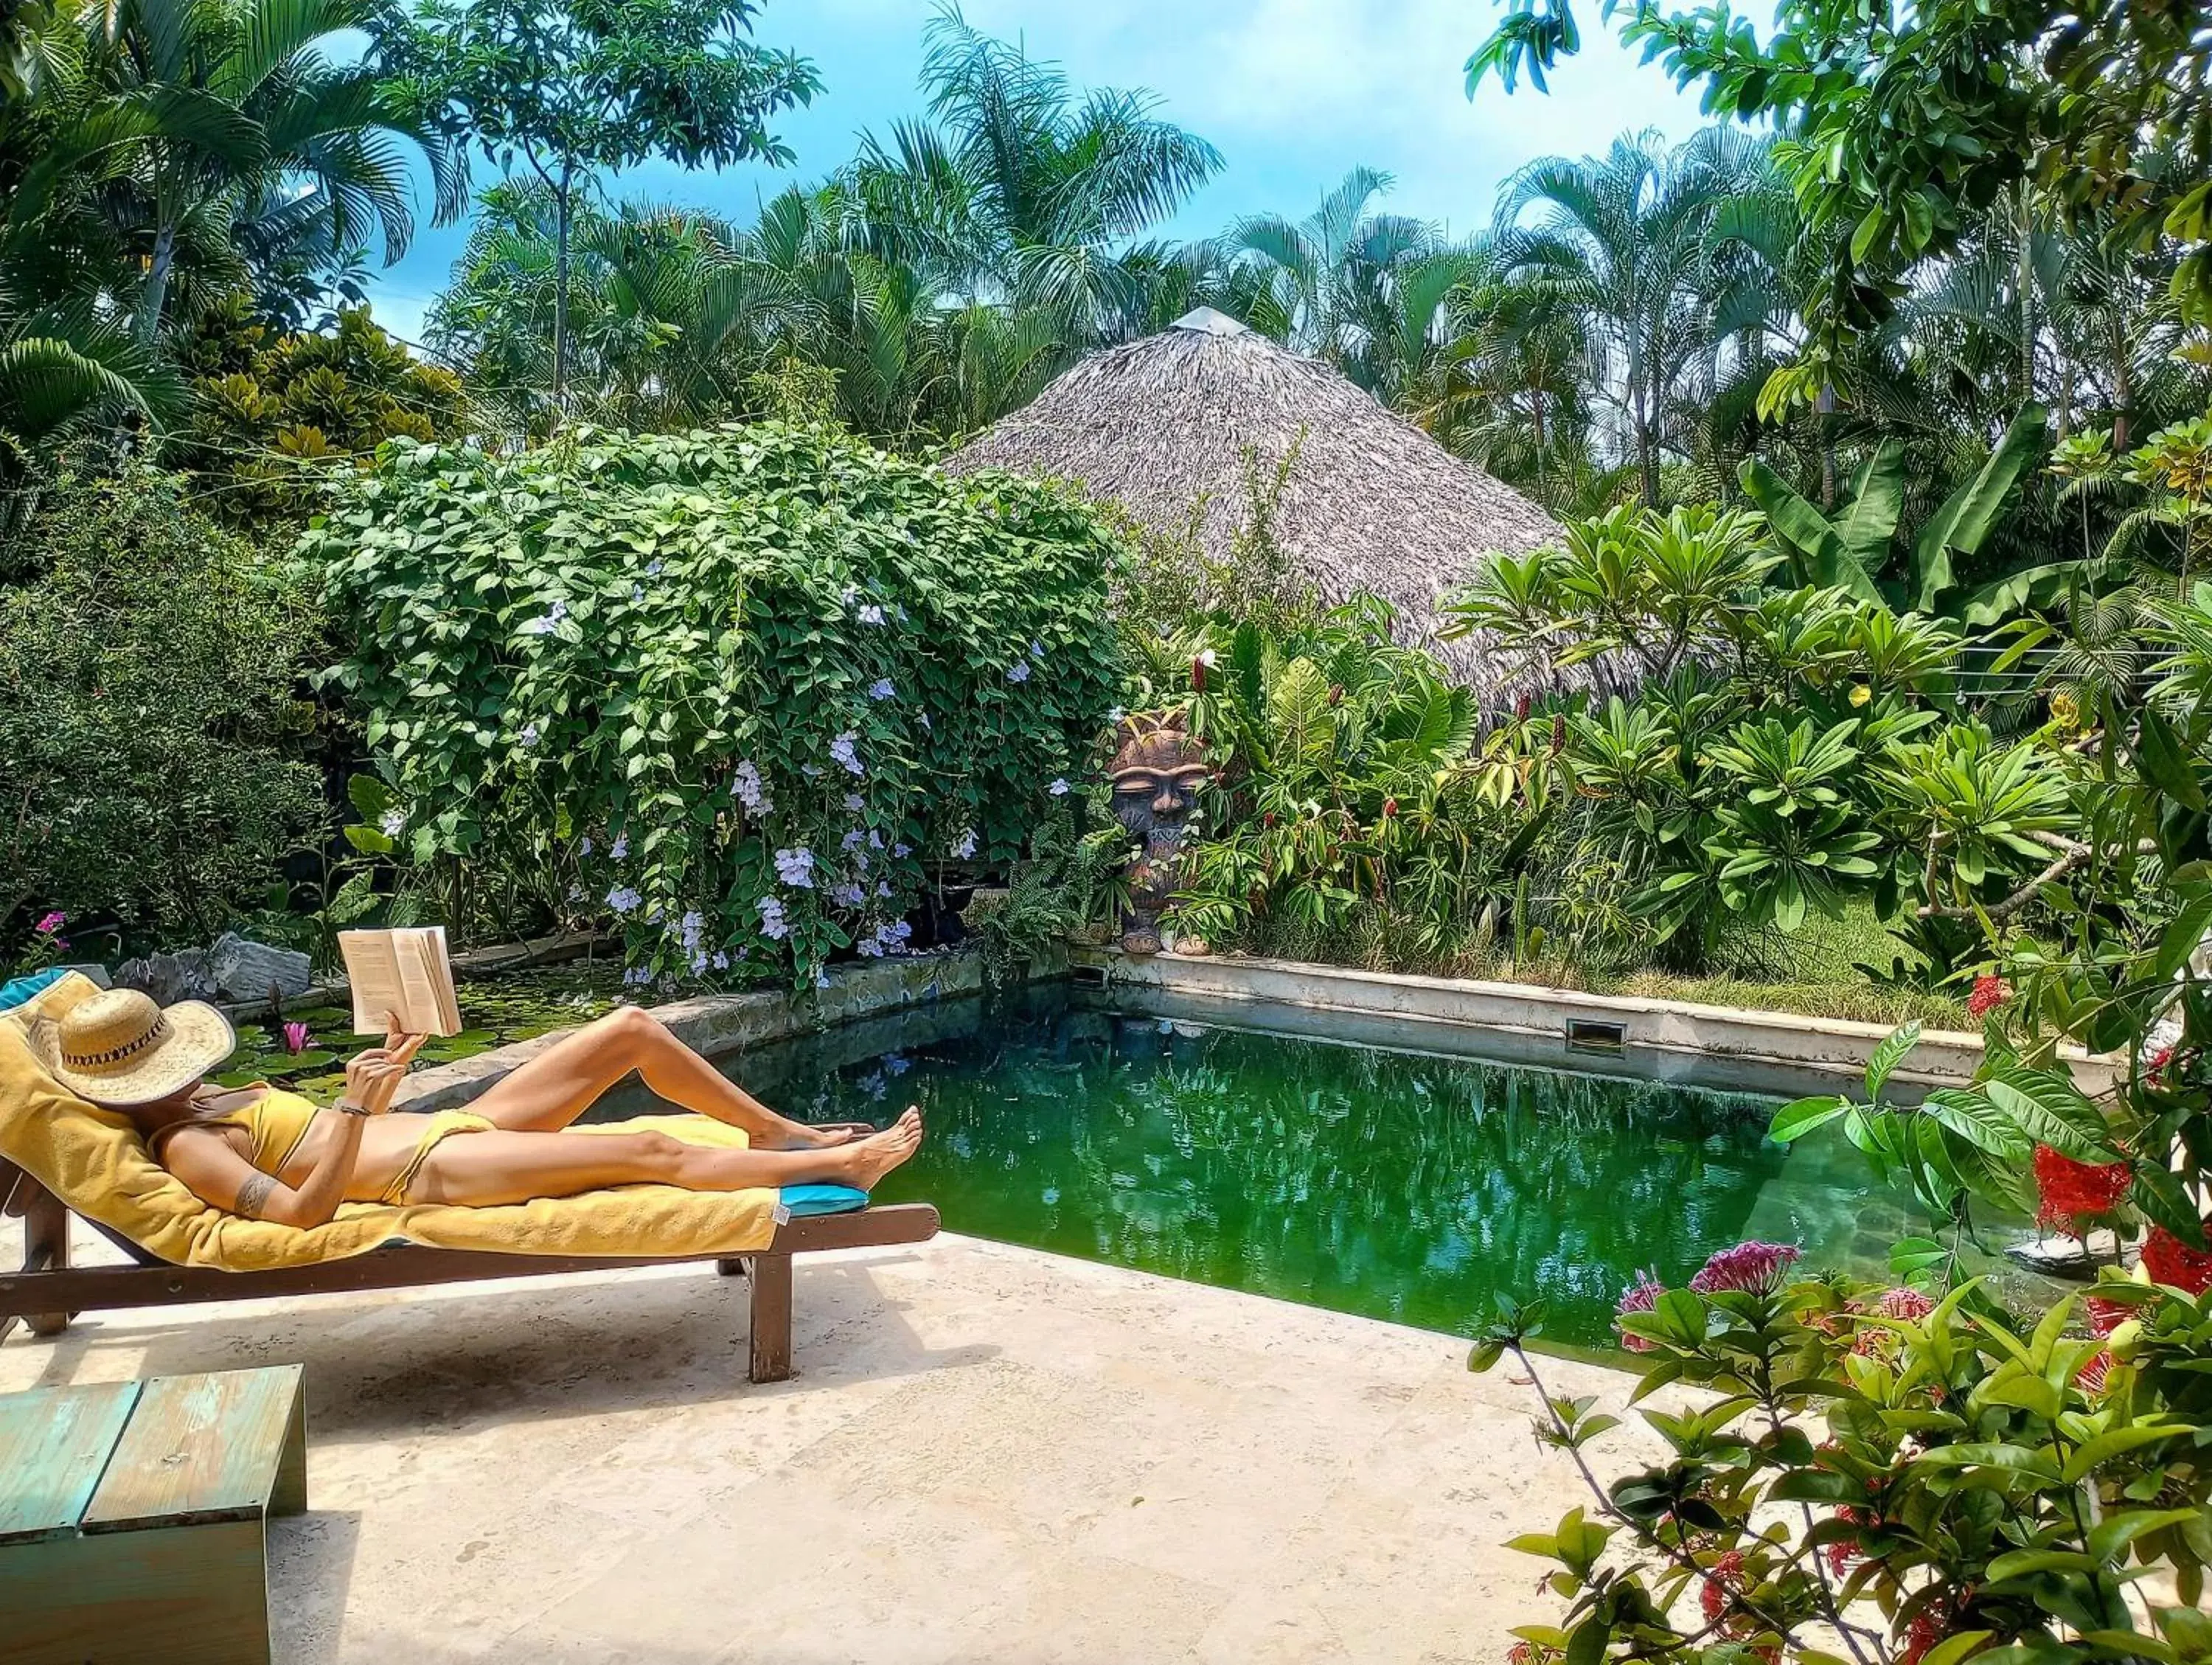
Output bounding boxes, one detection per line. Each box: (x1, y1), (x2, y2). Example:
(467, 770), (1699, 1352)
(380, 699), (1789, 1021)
(157, 1085), (320, 1175)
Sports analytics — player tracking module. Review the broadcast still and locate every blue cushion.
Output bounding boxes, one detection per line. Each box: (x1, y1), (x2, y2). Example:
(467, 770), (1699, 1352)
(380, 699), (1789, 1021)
(0, 967), (68, 1012)
(778, 1183), (869, 1217)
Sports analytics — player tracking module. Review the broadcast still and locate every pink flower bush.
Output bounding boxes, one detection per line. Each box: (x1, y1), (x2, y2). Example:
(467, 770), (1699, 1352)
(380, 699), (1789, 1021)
(33, 911), (65, 936)
(1688, 1241), (1802, 1296)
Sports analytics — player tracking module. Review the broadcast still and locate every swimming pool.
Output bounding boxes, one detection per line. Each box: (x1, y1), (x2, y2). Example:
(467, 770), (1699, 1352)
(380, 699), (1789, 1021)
(645, 983), (1965, 1355)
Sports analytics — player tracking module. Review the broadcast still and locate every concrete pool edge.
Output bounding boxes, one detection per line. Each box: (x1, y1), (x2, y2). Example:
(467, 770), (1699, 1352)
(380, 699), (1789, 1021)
(394, 947), (1016, 1110)
(1071, 946), (2115, 1091)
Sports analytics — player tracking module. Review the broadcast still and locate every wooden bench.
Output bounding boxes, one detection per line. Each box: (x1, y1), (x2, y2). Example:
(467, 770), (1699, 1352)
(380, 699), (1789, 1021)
(0, 1364), (307, 1665)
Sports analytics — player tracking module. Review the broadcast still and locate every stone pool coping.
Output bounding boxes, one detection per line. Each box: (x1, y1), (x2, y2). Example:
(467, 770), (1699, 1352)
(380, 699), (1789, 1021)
(394, 948), (994, 1111)
(1072, 946), (2116, 1091)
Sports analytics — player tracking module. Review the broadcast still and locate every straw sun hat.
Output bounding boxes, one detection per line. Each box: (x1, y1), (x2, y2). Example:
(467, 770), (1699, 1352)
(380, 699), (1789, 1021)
(29, 986), (237, 1107)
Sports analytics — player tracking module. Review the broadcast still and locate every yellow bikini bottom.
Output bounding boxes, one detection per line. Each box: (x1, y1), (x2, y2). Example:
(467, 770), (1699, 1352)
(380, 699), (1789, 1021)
(382, 1110), (496, 1205)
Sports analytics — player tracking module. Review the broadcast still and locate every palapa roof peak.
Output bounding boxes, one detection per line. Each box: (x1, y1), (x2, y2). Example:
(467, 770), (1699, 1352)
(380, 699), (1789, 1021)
(1169, 305), (1250, 336)
(941, 315), (1569, 699)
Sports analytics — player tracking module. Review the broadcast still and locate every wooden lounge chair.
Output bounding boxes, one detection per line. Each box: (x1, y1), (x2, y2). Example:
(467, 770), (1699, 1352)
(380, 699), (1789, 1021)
(0, 1155), (939, 1384)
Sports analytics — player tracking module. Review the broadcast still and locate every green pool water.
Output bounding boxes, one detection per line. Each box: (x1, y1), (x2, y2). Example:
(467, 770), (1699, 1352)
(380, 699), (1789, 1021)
(688, 984), (1989, 1355)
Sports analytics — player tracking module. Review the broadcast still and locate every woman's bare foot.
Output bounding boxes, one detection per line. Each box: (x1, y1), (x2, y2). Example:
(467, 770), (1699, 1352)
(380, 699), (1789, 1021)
(768, 1121), (864, 1151)
(840, 1107), (924, 1189)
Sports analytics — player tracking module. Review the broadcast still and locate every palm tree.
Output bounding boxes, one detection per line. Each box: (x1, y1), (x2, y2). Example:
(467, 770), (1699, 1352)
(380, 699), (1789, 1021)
(846, 4), (1220, 347)
(1498, 128), (1756, 507)
(54, 0), (450, 349)
(1231, 167), (1448, 383)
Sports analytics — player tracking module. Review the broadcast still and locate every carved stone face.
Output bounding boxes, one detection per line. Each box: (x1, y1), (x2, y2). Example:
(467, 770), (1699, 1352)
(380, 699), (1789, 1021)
(1107, 715), (1210, 955)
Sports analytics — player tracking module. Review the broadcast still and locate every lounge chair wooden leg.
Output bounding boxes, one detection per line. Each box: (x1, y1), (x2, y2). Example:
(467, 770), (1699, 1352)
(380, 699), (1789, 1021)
(23, 1186), (71, 1338)
(745, 1253), (793, 1383)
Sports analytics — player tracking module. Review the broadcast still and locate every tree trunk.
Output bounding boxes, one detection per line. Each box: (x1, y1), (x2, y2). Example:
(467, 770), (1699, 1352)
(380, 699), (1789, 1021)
(1817, 383), (1837, 510)
(137, 220), (177, 348)
(1638, 422), (1658, 509)
(2112, 331), (2132, 453)
(552, 172), (573, 413)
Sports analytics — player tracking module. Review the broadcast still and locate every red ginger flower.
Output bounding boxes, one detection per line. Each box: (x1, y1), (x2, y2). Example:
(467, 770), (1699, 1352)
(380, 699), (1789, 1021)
(2032, 1145), (2132, 1235)
(1615, 1270), (1664, 1352)
(1966, 974), (2009, 1020)
(2143, 1225), (2212, 1296)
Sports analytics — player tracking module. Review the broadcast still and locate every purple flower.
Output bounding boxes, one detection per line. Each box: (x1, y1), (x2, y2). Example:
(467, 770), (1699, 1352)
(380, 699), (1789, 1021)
(841, 828), (865, 852)
(876, 880), (893, 898)
(868, 678), (896, 701)
(611, 832), (629, 861)
(623, 965), (653, 987)
(518, 599), (568, 636)
(710, 950), (729, 971)
(678, 909), (705, 951)
(773, 847), (816, 888)
(829, 731), (863, 776)
(1006, 661), (1031, 684)
(1615, 1271), (1666, 1353)
(950, 828), (978, 860)
(631, 583), (645, 603)
(730, 760), (770, 814)
(579, 835), (593, 858)
(892, 842), (911, 858)
(1688, 1242), (1802, 1296)
(518, 722), (540, 748)
(1048, 778), (1071, 796)
(756, 896), (790, 939)
(831, 882), (866, 908)
(281, 1021), (311, 1055)
(1029, 639), (1046, 658)
(844, 792), (865, 812)
(32, 911), (65, 936)
(690, 950), (710, 973)
(857, 603), (885, 625)
(645, 560), (664, 578)
(606, 885), (643, 915)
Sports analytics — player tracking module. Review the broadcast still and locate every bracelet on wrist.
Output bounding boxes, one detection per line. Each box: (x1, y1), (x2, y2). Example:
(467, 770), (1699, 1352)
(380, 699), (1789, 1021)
(336, 1099), (372, 1118)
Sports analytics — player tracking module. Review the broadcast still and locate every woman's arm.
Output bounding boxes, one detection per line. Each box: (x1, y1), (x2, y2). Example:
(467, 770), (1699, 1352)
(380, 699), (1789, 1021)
(163, 1113), (368, 1228)
(164, 1027), (425, 1228)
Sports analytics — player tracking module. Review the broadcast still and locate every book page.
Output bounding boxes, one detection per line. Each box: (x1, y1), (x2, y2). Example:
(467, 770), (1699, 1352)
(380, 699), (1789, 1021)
(339, 928), (462, 1036)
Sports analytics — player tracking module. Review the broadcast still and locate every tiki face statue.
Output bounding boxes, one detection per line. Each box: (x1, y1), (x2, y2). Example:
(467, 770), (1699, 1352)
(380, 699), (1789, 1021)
(1107, 712), (1211, 954)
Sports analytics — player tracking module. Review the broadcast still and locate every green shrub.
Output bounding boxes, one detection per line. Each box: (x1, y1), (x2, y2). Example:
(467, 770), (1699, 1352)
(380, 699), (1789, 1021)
(309, 423), (1127, 987)
(0, 469), (325, 950)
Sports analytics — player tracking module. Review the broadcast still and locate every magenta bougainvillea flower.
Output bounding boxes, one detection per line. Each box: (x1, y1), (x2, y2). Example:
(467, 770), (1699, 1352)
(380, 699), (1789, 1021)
(1688, 1241), (1802, 1296)
(33, 911), (66, 935)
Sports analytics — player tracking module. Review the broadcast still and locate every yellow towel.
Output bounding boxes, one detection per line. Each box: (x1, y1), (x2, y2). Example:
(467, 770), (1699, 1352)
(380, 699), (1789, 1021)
(1, 973), (780, 1268)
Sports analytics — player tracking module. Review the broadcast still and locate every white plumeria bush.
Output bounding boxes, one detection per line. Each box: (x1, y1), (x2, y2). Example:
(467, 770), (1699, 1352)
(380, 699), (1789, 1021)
(309, 423), (1125, 986)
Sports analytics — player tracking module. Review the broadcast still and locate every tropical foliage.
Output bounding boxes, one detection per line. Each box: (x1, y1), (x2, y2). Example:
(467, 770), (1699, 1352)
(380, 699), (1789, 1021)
(308, 423), (1126, 987)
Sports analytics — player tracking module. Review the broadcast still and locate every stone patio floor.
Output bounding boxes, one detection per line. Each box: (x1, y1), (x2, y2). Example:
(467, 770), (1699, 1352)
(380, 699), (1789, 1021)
(1, 1228), (1650, 1664)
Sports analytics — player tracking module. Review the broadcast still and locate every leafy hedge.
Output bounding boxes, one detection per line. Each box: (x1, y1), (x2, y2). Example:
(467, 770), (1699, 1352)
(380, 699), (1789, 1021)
(309, 424), (1127, 984)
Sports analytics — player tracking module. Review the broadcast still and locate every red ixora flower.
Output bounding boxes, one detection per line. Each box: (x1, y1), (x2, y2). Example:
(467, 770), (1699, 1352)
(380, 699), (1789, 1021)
(2086, 1294), (2132, 1338)
(1689, 1241), (1802, 1296)
(2032, 1145), (2132, 1236)
(1966, 974), (2009, 1020)
(1614, 1270), (1665, 1352)
(2076, 1348), (2115, 1397)
(1827, 1504), (1871, 1576)
(2143, 1225), (2212, 1296)
(1701, 1549), (1745, 1625)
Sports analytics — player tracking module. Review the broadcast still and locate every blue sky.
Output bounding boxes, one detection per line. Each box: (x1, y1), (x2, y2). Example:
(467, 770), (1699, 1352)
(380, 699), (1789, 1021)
(365, 0), (1711, 341)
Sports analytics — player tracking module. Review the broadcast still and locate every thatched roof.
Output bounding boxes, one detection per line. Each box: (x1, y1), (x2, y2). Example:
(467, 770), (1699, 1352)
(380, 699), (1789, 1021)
(942, 307), (1568, 698)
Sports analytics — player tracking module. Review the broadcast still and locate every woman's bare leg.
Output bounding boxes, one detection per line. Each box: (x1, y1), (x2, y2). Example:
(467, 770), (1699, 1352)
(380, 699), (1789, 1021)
(407, 1111), (925, 1208)
(463, 1007), (853, 1147)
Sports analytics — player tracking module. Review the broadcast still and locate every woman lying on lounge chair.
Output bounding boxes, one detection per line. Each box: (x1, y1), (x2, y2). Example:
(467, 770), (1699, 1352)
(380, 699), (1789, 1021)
(32, 989), (923, 1228)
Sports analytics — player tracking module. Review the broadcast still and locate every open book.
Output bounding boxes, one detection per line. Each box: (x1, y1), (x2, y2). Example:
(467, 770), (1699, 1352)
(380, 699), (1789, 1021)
(337, 927), (463, 1037)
